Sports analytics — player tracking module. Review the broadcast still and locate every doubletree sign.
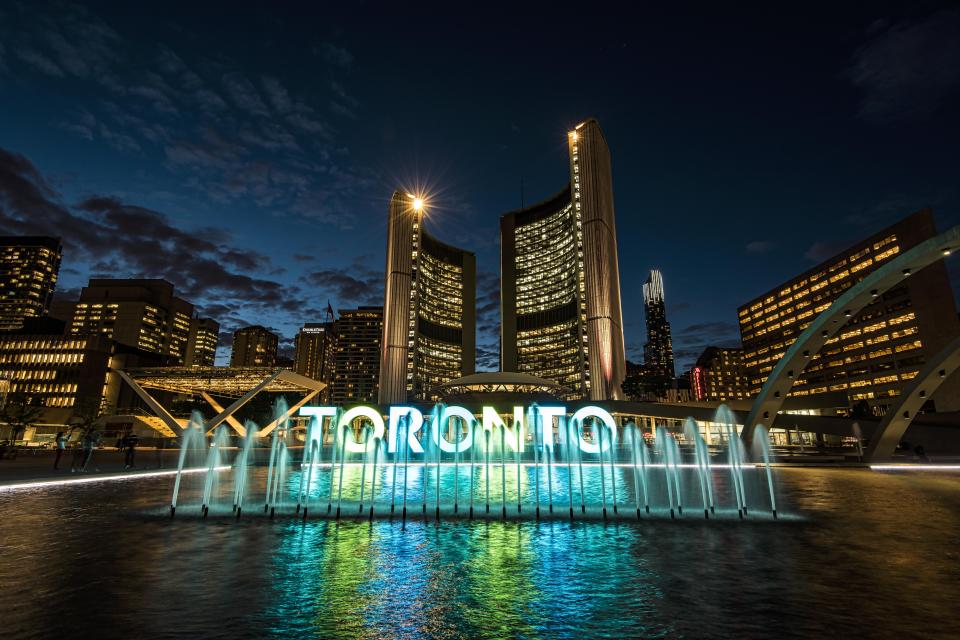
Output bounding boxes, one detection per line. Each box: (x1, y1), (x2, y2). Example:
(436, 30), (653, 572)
(298, 405), (618, 454)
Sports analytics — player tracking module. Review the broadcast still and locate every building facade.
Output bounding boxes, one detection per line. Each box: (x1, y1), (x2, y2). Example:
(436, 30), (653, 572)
(294, 322), (336, 398)
(55, 279), (197, 363)
(642, 269), (675, 379)
(334, 306), (382, 405)
(690, 346), (750, 402)
(500, 119), (626, 401)
(230, 325), (279, 367)
(0, 236), (62, 332)
(738, 209), (960, 413)
(379, 192), (476, 404)
(0, 333), (169, 434)
(184, 317), (220, 367)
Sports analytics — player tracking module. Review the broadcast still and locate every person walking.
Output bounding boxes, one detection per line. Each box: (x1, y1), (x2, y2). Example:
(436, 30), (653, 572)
(79, 428), (100, 472)
(53, 431), (67, 469)
(123, 432), (139, 469)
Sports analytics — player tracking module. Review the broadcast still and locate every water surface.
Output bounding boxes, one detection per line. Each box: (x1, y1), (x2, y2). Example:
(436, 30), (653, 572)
(1, 468), (957, 639)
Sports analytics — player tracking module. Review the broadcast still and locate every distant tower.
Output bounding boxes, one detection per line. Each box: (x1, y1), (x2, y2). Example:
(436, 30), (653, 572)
(642, 270), (675, 379)
(500, 119), (626, 400)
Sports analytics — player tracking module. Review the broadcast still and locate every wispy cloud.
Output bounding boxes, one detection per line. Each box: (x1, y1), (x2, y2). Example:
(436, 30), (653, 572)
(850, 9), (960, 122)
(745, 240), (774, 254)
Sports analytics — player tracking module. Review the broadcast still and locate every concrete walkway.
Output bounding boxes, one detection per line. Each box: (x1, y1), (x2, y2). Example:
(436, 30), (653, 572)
(0, 448), (183, 485)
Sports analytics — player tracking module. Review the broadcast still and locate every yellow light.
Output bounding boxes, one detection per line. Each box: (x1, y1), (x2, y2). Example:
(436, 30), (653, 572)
(569, 131), (577, 141)
(412, 197), (424, 212)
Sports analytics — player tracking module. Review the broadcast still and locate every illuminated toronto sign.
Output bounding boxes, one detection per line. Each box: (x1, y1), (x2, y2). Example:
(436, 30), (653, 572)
(298, 405), (617, 454)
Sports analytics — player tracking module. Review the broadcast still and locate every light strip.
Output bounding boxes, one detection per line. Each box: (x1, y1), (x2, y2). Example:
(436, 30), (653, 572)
(305, 462), (757, 469)
(0, 466), (231, 493)
(870, 464), (960, 471)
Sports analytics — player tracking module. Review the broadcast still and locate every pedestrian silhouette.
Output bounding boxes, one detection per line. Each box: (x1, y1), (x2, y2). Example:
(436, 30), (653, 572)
(53, 431), (66, 469)
(78, 429), (100, 472)
(124, 432), (139, 469)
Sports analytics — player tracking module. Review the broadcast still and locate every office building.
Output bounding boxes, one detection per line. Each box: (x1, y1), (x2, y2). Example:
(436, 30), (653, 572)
(738, 209), (960, 413)
(500, 118), (625, 400)
(334, 306), (382, 405)
(0, 236), (62, 331)
(642, 269), (675, 380)
(230, 325), (279, 367)
(294, 322), (336, 396)
(57, 279), (195, 363)
(184, 317), (220, 367)
(0, 333), (168, 433)
(690, 346), (751, 402)
(379, 192), (476, 404)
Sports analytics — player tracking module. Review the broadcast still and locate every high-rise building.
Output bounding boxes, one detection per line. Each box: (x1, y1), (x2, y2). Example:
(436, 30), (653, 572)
(379, 192), (476, 404)
(691, 346), (750, 402)
(642, 270), (675, 379)
(57, 279), (195, 363)
(500, 118), (625, 400)
(184, 317), (220, 367)
(738, 208), (960, 413)
(334, 306), (382, 405)
(0, 236), (62, 332)
(295, 322), (336, 396)
(230, 325), (279, 367)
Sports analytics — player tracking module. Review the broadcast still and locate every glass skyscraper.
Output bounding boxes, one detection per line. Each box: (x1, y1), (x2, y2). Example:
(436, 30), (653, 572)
(379, 192), (476, 404)
(500, 119), (625, 401)
(642, 269), (675, 379)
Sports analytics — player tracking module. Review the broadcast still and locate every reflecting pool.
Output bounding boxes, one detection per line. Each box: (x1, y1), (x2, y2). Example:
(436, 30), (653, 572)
(1, 467), (958, 639)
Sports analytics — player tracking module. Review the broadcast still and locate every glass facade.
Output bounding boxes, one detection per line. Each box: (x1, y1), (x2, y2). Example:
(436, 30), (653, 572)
(501, 119), (626, 401)
(512, 198), (587, 398)
(380, 192), (476, 404)
(0, 237), (62, 332)
(738, 209), (958, 413)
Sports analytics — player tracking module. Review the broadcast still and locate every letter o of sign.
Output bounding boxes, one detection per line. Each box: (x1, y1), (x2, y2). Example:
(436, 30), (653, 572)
(338, 406), (385, 453)
(570, 406), (616, 454)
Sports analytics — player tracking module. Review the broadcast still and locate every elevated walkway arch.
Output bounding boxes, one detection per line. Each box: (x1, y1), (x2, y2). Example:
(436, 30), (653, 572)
(864, 335), (960, 461)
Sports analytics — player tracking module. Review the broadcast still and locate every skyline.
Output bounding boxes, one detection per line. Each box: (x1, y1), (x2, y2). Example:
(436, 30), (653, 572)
(1, 2), (959, 371)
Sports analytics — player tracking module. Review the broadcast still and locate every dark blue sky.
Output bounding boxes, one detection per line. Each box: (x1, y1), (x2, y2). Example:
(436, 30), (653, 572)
(1, 1), (959, 369)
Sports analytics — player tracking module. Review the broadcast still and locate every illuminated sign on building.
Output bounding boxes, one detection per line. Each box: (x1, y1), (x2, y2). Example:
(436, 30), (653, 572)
(299, 405), (618, 454)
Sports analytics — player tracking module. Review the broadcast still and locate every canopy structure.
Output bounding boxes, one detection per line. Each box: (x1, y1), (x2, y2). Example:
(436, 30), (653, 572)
(116, 367), (325, 438)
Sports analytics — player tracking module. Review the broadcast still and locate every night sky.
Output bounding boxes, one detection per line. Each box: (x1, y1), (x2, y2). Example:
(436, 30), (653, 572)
(1, 1), (959, 370)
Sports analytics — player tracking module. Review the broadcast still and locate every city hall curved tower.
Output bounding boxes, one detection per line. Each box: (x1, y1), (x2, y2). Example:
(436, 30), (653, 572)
(379, 191), (476, 404)
(500, 119), (625, 400)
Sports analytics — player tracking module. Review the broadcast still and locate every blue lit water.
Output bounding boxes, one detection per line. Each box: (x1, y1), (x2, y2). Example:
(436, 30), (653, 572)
(1, 467), (958, 639)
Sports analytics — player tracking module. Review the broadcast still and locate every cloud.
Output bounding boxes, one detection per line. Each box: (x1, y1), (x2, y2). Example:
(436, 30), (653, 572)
(0, 146), (293, 318)
(671, 321), (742, 371)
(850, 9), (960, 122)
(302, 267), (383, 306)
(804, 240), (849, 263)
(261, 76), (292, 114)
(674, 321), (741, 347)
(16, 48), (65, 76)
(221, 72), (270, 116)
(745, 240), (774, 254)
(0, 4), (368, 228)
(320, 43), (353, 68)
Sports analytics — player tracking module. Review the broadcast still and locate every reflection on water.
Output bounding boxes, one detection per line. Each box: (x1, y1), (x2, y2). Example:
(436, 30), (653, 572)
(1, 468), (958, 639)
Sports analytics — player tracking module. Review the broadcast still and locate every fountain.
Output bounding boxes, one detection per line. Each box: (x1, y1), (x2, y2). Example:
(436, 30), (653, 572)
(167, 402), (784, 523)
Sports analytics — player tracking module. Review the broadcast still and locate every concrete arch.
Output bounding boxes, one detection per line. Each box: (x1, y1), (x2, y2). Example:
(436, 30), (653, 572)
(864, 335), (960, 461)
(743, 225), (960, 445)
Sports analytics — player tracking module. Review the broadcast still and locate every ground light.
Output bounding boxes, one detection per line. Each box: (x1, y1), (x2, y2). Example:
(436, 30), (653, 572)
(870, 464), (960, 471)
(0, 466), (231, 493)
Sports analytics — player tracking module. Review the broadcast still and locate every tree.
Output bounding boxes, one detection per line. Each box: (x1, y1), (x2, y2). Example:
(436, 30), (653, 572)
(69, 397), (110, 438)
(0, 393), (44, 443)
